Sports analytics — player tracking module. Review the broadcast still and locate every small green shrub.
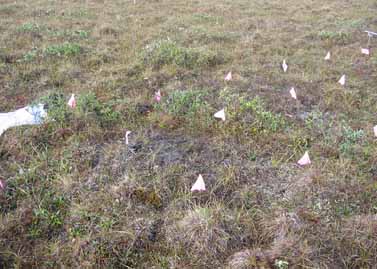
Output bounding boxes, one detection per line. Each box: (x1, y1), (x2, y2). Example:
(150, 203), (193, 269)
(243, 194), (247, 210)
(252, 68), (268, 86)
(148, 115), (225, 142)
(29, 194), (69, 239)
(142, 39), (225, 69)
(21, 48), (38, 62)
(318, 30), (350, 43)
(44, 42), (82, 57)
(77, 92), (120, 127)
(38, 92), (120, 128)
(161, 89), (210, 117)
(239, 96), (285, 132)
(18, 22), (40, 32)
(38, 93), (71, 125)
(339, 125), (364, 156)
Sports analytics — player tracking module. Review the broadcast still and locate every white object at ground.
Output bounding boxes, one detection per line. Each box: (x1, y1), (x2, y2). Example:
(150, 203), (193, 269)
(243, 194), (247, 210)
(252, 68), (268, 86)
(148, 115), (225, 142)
(289, 87), (297, 100)
(325, 51), (331, 60)
(282, 59), (288, 72)
(214, 108), (226, 121)
(338, 75), (346, 86)
(155, 90), (161, 102)
(125, 131), (132, 145)
(68, 94), (76, 108)
(361, 48), (370, 55)
(297, 151), (311, 166)
(225, 72), (232, 81)
(191, 174), (206, 192)
(0, 104), (46, 136)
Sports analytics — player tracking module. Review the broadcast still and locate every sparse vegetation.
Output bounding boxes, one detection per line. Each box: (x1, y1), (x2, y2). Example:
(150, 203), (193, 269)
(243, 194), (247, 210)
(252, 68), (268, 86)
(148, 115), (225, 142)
(142, 39), (226, 69)
(44, 43), (82, 57)
(1, 0), (377, 268)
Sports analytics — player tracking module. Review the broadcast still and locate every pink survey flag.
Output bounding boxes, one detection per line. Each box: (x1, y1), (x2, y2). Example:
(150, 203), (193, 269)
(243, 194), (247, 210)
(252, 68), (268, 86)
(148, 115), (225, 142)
(338, 75), (346, 86)
(191, 174), (206, 192)
(374, 125), (377, 137)
(297, 151), (311, 166)
(214, 108), (226, 121)
(289, 87), (297, 100)
(0, 179), (5, 191)
(282, 59), (288, 72)
(154, 90), (161, 102)
(361, 48), (370, 55)
(125, 131), (132, 145)
(68, 94), (76, 108)
(324, 51), (331, 60)
(225, 72), (232, 81)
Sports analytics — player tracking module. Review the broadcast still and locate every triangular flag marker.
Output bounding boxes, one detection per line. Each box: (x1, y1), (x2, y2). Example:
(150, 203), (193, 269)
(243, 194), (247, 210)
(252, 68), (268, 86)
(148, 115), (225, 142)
(297, 151), (311, 166)
(373, 125), (377, 137)
(214, 108), (226, 121)
(154, 90), (161, 102)
(361, 48), (370, 55)
(338, 75), (346, 86)
(325, 51), (331, 60)
(282, 59), (288, 72)
(0, 179), (5, 190)
(68, 94), (76, 108)
(191, 174), (206, 192)
(289, 87), (297, 100)
(225, 72), (232, 81)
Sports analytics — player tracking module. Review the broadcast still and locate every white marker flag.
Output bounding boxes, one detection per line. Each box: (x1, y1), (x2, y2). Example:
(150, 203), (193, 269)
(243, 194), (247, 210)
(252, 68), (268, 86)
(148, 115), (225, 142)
(214, 108), (226, 121)
(297, 151), (311, 166)
(191, 174), (206, 192)
(289, 87), (297, 100)
(338, 75), (346, 86)
(361, 48), (370, 55)
(282, 59), (288, 72)
(225, 72), (232, 81)
(68, 94), (76, 108)
(155, 90), (161, 102)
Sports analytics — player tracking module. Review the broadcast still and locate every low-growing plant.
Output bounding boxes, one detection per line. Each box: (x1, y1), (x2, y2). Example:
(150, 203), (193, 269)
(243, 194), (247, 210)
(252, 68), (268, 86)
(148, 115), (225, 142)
(43, 42), (82, 57)
(21, 48), (38, 62)
(38, 92), (120, 128)
(38, 93), (72, 125)
(152, 89), (213, 130)
(29, 194), (69, 238)
(339, 125), (364, 156)
(239, 96), (285, 132)
(318, 30), (351, 44)
(46, 29), (89, 38)
(161, 89), (210, 117)
(141, 39), (225, 69)
(18, 22), (41, 32)
(77, 92), (120, 127)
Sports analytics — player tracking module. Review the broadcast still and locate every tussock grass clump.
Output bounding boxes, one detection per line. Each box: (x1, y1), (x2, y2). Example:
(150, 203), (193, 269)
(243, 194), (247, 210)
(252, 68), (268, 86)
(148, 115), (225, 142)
(39, 92), (120, 129)
(141, 39), (226, 69)
(19, 43), (83, 62)
(149, 88), (214, 131)
(164, 205), (244, 267)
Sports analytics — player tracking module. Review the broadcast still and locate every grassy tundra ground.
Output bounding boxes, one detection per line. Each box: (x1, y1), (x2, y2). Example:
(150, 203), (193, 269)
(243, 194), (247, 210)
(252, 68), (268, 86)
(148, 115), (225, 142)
(1, 0), (377, 267)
